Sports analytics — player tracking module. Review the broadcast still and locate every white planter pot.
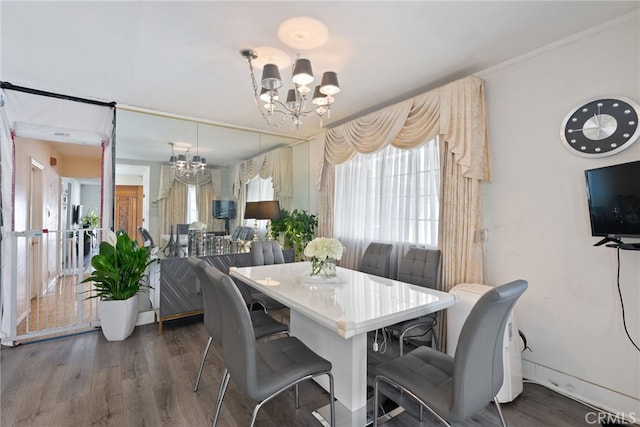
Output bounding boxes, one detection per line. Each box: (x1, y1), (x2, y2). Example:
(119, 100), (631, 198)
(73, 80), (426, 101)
(98, 294), (139, 341)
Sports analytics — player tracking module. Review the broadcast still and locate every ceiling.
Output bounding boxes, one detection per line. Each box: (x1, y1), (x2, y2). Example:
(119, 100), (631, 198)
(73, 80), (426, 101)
(3, 1), (640, 166)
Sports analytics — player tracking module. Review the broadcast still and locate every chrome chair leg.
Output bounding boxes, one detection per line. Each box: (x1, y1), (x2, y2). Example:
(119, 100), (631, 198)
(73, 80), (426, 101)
(328, 372), (336, 427)
(212, 370), (230, 427)
(494, 397), (508, 427)
(194, 336), (213, 392)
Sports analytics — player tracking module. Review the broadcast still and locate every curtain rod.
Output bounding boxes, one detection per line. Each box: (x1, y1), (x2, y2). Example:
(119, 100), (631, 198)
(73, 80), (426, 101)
(0, 81), (116, 108)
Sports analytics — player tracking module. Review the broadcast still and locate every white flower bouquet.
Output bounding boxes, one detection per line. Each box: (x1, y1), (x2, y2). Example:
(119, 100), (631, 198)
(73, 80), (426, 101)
(304, 237), (344, 277)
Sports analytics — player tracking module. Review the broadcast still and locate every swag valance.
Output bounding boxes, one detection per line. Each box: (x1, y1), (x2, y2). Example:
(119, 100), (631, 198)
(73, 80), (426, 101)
(233, 146), (293, 201)
(323, 75), (489, 181)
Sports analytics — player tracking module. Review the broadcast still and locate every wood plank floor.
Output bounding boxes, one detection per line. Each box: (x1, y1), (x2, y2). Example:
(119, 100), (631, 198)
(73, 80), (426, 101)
(1, 316), (596, 427)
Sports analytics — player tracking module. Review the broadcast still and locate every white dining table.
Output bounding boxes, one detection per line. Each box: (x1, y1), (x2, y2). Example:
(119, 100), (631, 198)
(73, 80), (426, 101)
(229, 261), (455, 426)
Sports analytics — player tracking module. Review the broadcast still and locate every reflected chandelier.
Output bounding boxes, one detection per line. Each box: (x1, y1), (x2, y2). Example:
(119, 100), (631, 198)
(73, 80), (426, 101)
(240, 48), (340, 129)
(168, 142), (206, 178)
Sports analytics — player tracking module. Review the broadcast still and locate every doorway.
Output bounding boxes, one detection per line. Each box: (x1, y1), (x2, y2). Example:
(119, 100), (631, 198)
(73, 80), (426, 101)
(115, 185), (144, 245)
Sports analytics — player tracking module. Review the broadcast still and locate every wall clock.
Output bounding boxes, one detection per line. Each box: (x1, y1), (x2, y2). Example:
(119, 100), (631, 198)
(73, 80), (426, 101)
(560, 96), (640, 157)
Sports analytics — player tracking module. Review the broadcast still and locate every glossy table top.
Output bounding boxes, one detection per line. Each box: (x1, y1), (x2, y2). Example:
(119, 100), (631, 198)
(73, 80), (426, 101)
(230, 261), (455, 339)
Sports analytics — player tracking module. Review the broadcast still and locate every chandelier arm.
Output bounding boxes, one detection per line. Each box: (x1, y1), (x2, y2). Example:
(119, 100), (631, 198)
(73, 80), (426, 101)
(241, 48), (337, 129)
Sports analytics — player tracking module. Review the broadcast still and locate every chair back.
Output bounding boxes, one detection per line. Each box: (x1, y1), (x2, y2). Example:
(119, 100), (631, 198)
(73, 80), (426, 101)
(187, 257), (222, 344)
(231, 226), (253, 241)
(359, 242), (393, 278)
(138, 226), (154, 246)
(451, 280), (528, 419)
(396, 248), (441, 288)
(205, 265), (258, 395)
(251, 241), (285, 265)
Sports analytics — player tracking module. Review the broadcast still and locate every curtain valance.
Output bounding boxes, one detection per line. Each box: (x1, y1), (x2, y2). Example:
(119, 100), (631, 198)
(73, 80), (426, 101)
(233, 146), (293, 200)
(157, 165), (217, 201)
(322, 75), (489, 182)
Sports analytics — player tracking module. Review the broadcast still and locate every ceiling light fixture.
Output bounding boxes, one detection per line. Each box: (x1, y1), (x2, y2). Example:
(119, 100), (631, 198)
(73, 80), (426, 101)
(168, 124), (206, 177)
(240, 48), (340, 130)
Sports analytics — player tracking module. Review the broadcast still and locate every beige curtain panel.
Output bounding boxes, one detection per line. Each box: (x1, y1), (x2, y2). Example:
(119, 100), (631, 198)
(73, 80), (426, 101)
(233, 146), (293, 217)
(318, 75), (490, 352)
(157, 165), (219, 235)
(318, 74), (489, 282)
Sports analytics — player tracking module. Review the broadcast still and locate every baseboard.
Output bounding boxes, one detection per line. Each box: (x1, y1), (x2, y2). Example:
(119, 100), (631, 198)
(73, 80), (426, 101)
(135, 309), (156, 326)
(522, 359), (640, 425)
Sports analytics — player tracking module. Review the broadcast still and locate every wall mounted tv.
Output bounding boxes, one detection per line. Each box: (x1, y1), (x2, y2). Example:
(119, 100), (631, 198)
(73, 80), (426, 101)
(212, 200), (236, 219)
(585, 160), (640, 246)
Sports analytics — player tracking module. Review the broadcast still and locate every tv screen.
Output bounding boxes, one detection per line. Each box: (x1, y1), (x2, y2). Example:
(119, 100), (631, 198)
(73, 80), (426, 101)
(212, 200), (236, 218)
(585, 160), (640, 239)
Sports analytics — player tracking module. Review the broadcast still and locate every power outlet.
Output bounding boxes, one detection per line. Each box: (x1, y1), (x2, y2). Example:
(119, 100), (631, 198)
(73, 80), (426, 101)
(474, 228), (488, 243)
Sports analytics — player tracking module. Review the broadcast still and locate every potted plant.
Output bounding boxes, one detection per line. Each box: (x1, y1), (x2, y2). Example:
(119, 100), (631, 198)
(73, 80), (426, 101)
(283, 209), (318, 261)
(269, 208), (290, 244)
(81, 229), (157, 341)
(81, 209), (100, 255)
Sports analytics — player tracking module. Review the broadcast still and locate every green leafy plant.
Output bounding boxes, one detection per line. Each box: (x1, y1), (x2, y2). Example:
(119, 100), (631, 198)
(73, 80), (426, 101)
(82, 210), (100, 228)
(81, 230), (157, 300)
(283, 209), (318, 261)
(269, 208), (290, 241)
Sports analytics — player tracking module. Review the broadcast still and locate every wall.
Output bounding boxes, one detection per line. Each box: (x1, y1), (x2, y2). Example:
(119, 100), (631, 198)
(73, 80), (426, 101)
(481, 14), (639, 417)
(60, 154), (100, 178)
(80, 183), (100, 218)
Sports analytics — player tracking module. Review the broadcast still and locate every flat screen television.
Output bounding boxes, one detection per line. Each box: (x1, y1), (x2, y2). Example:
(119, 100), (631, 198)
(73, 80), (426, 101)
(212, 200), (236, 219)
(584, 160), (640, 246)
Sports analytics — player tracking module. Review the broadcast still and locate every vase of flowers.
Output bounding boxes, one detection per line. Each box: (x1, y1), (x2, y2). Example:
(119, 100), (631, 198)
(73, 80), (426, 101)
(82, 230), (157, 341)
(304, 237), (344, 279)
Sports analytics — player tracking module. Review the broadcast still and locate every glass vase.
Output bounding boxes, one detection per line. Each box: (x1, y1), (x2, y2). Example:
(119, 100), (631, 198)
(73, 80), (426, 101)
(311, 257), (337, 279)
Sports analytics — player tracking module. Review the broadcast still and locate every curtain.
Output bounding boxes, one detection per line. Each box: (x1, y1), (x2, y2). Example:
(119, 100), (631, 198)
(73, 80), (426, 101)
(0, 86), (115, 344)
(233, 146), (293, 223)
(0, 92), (15, 343)
(334, 140), (440, 279)
(157, 165), (219, 237)
(318, 75), (489, 352)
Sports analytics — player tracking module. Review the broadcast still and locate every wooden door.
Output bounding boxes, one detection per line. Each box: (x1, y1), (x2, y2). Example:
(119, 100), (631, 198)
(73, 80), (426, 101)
(115, 185), (143, 246)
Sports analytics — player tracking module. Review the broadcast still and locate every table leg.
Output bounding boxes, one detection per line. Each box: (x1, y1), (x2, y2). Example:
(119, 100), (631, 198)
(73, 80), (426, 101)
(289, 310), (368, 414)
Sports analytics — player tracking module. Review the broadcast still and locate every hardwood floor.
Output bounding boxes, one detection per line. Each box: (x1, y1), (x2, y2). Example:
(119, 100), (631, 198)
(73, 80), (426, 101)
(1, 316), (596, 427)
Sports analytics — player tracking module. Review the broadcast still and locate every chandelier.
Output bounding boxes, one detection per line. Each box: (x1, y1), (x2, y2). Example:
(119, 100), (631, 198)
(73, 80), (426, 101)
(168, 124), (207, 177)
(240, 48), (340, 129)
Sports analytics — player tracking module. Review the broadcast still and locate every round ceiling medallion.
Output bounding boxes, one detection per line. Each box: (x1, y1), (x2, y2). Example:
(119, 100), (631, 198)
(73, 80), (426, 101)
(252, 47), (291, 69)
(278, 16), (329, 50)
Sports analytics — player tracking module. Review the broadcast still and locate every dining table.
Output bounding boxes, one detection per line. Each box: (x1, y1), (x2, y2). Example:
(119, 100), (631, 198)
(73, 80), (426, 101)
(229, 261), (455, 426)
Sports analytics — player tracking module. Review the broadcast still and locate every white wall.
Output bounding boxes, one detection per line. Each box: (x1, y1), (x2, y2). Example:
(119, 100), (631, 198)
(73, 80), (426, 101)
(482, 13), (640, 417)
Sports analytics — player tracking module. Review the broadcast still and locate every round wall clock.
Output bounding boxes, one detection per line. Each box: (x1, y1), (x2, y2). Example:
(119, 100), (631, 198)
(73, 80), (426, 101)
(560, 96), (640, 157)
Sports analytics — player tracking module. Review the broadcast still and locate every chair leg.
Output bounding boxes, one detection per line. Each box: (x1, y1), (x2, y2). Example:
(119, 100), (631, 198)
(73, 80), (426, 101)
(212, 370), (230, 427)
(494, 397), (508, 427)
(194, 337), (213, 392)
(295, 384), (299, 409)
(373, 377), (380, 427)
(327, 372), (336, 427)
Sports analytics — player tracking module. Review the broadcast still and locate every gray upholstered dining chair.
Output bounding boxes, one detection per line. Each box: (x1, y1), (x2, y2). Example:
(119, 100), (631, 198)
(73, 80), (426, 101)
(386, 247), (441, 355)
(249, 241), (287, 312)
(359, 242), (393, 278)
(206, 265), (335, 427)
(374, 279), (528, 427)
(187, 258), (288, 393)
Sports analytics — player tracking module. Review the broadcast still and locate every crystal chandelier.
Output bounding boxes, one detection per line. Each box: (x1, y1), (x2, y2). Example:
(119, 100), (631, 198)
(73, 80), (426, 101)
(240, 48), (340, 129)
(168, 124), (206, 177)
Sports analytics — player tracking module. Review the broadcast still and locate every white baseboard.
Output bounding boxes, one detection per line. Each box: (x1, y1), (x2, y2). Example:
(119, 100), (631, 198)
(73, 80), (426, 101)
(135, 309), (156, 326)
(522, 359), (640, 425)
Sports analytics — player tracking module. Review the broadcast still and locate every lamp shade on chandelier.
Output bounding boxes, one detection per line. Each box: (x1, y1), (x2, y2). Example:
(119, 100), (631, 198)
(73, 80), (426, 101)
(240, 48), (340, 129)
(168, 123), (207, 177)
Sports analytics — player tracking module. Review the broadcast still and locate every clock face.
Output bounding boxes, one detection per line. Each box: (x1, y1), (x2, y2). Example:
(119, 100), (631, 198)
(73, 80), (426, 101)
(560, 97), (640, 157)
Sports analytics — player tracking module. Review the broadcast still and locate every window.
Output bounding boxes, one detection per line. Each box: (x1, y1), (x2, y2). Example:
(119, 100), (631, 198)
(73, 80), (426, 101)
(334, 138), (440, 248)
(186, 184), (198, 223)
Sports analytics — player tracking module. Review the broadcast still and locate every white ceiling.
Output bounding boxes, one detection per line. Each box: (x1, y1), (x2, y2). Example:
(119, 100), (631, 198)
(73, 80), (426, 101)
(3, 1), (639, 165)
